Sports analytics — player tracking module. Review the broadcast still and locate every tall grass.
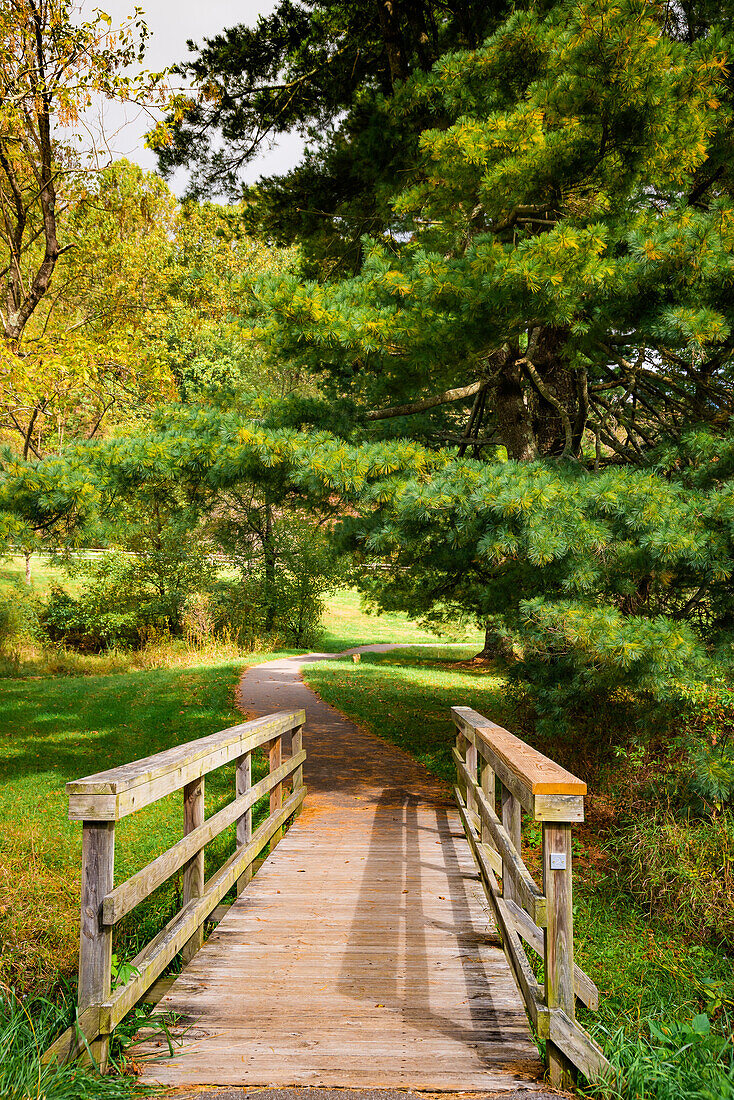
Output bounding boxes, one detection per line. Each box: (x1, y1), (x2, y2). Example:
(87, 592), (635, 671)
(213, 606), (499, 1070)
(583, 1011), (734, 1100)
(0, 985), (148, 1099)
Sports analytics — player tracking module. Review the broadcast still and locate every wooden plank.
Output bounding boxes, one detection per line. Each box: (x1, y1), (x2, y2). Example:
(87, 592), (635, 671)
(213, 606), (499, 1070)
(236, 750), (252, 895)
(451, 706), (586, 802)
(480, 757), (495, 848)
(543, 820), (575, 1088)
(453, 747), (546, 927)
(104, 786), (306, 1030)
(535, 793), (584, 822)
(41, 1004), (105, 1066)
(102, 751), (305, 924)
(504, 899), (599, 1011)
(269, 735), (283, 845)
(501, 780), (522, 906)
(548, 1008), (614, 1082)
(68, 710), (305, 821)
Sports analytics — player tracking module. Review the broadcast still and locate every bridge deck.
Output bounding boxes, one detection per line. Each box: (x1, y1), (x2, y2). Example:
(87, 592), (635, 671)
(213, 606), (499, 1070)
(139, 651), (544, 1091)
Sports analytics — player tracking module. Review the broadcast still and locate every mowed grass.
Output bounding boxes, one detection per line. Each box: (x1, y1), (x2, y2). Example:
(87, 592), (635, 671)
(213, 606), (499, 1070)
(0, 552), (78, 596)
(0, 656), (282, 995)
(302, 648), (734, 1095)
(319, 588), (483, 651)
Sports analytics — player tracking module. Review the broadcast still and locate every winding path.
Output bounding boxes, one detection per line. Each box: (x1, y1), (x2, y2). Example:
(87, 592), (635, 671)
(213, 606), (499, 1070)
(141, 646), (544, 1093)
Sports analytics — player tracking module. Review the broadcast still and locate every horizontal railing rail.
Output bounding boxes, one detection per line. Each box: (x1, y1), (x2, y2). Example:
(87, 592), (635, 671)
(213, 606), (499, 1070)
(44, 709), (306, 1071)
(451, 705), (611, 1088)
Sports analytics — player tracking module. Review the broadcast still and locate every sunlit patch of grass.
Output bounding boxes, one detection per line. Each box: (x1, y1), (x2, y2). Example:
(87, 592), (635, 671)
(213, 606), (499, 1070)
(318, 588), (484, 651)
(303, 646), (513, 779)
(0, 657), (280, 996)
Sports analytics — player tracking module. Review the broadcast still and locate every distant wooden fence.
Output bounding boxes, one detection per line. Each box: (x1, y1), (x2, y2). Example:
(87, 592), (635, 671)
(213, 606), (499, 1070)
(45, 709), (306, 1071)
(451, 706), (612, 1087)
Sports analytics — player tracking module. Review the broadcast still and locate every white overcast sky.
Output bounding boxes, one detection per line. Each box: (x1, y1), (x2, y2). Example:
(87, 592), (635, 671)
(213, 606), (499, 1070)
(77, 1), (305, 192)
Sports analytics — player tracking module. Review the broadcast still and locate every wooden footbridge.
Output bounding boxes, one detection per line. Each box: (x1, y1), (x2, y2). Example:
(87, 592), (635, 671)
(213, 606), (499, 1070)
(46, 653), (612, 1092)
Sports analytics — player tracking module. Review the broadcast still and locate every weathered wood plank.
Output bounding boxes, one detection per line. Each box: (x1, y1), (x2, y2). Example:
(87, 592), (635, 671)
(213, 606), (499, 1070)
(68, 710), (305, 821)
(543, 820), (575, 1088)
(182, 777), (205, 963)
(453, 747), (546, 926)
(269, 735), (283, 846)
(451, 706), (586, 804)
(102, 751), (305, 924)
(548, 1008), (614, 1082)
(505, 899), (599, 1010)
(78, 820), (114, 1070)
(104, 786), (305, 1030)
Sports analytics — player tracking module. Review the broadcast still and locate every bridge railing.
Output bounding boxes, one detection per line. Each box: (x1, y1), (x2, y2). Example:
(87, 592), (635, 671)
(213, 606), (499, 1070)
(451, 705), (611, 1087)
(45, 709), (306, 1071)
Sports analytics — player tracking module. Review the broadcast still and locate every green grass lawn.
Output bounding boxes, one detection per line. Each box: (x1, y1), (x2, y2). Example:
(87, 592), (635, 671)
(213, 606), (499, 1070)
(302, 648), (734, 1098)
(319, 587), (483, 651)
(0, 655), (286, 996)
(0, 552), (79, 596)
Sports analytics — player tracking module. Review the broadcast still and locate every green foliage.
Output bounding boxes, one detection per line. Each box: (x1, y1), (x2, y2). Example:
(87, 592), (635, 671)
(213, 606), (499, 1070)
(40, 537), (215, 652)
(0, 985), (146, 1099)
(585, 1011), (734, 1100)
(155, 0), (505, 273)
(245, 0), (734, 462)
(0, 582), (41, 655)
(616, 812), (734, 951)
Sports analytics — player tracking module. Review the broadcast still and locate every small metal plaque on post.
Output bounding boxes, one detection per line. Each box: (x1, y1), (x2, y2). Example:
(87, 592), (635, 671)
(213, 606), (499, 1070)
(550, 852), (567, 870)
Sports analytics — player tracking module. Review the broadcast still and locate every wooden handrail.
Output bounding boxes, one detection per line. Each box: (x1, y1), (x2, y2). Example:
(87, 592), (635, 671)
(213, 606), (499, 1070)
(44, 709), (306, 1072)
(452, 705), (586, 822)
(451, 706), (611, 1088)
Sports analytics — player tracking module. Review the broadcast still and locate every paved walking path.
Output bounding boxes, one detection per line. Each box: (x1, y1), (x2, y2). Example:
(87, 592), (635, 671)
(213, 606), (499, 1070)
(140, 646), (544, 1092)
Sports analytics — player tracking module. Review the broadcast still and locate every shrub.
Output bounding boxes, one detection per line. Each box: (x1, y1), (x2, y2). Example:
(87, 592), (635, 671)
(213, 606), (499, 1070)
(0, 584), (42, 649)
(584, 1011), (734, 1100)
(41, 555), (173, 652)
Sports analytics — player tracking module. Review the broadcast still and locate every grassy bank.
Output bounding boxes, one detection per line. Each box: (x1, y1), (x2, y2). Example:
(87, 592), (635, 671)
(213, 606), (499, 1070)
(303, 648), (734, 1099)
(0, 656), (283, 995)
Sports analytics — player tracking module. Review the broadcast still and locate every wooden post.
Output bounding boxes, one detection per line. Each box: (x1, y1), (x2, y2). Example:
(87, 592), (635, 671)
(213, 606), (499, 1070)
(78, 820), (114, 1071)
(269, 735), (283, 845)
(543, 821), (576, 1089)
(465, 737), (478, 821)
(235, 752), (252, 895)
(501, 782), (521, 903)
(456, 731), (467, 803)
(480, 758), (495, 848)
(291, 724), (304, 807)
(181, 776), (205, 963)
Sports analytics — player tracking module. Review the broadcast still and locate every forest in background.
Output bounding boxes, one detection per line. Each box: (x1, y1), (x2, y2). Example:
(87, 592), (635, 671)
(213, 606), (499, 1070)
(1, 0), (734, 1096)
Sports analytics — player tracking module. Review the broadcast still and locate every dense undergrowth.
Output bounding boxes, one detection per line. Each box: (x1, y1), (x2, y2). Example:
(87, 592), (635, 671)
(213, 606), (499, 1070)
(303, 648), (734, 1100)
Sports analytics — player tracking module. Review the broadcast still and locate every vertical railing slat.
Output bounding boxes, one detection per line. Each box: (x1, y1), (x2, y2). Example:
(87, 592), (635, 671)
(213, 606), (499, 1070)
(181, 776), (205, 963)
(269, 735), (283, 845)
(236, 751), (253, 894)
(543, 821), (576, 1088)
(500, 781), (521, 903)
(480, 757), (495, 849)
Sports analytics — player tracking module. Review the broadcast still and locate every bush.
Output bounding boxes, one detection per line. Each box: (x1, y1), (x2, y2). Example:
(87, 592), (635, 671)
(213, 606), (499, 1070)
(0, 585), (42, 655)
(41, 553), (176, 651)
